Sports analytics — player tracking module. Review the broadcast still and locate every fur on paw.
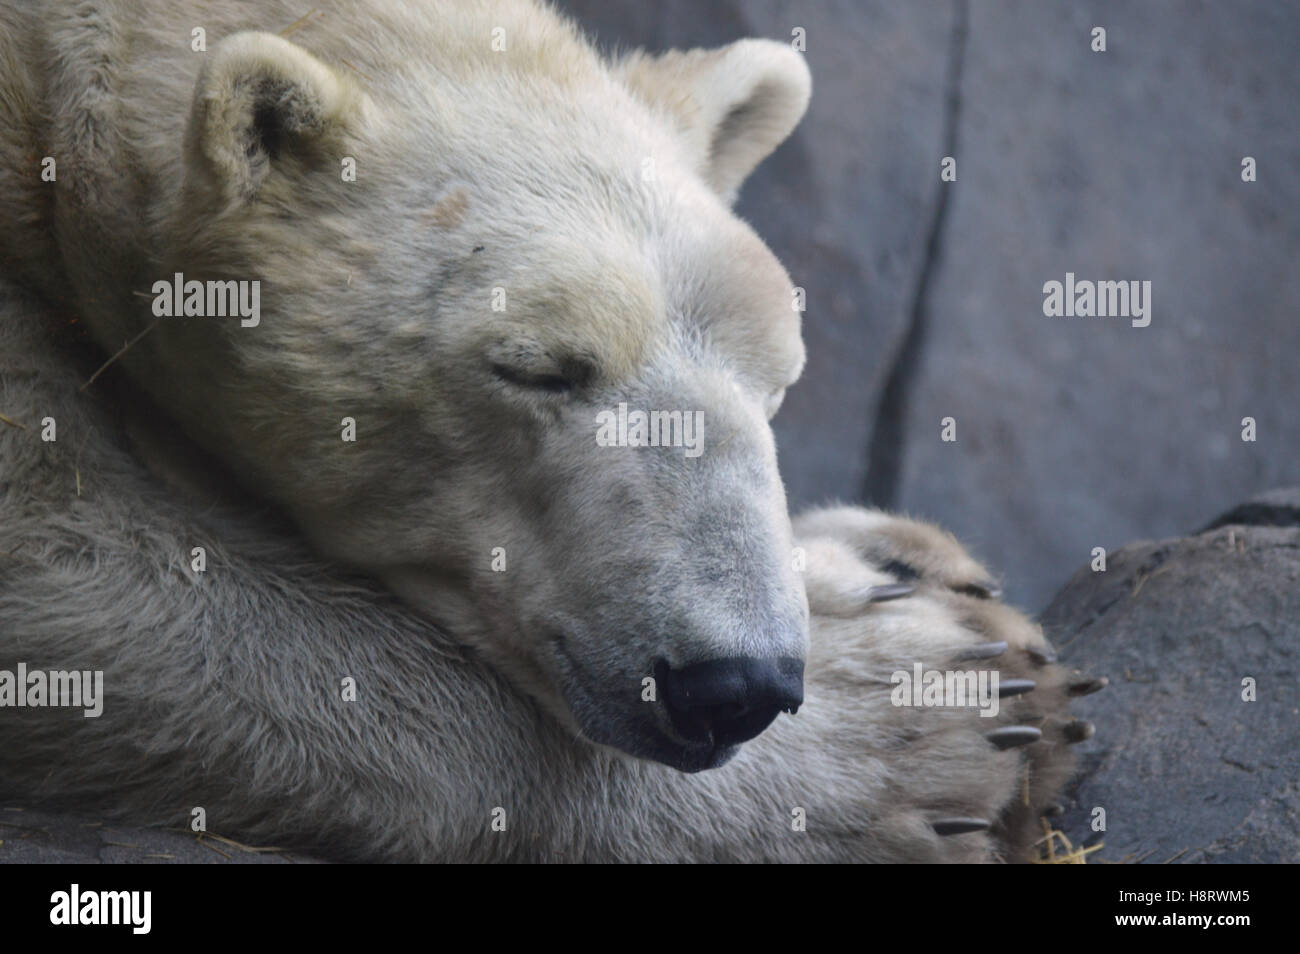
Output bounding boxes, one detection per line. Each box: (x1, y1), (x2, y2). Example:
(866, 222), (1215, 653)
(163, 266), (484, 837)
(794, 506), (1106, 862)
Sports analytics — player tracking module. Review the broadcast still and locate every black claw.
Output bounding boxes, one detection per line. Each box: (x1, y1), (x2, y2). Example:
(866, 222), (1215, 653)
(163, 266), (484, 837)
(1068, 675), (1109, 696)
(987, 725), (1042, 750)
(932, 817), (991, 836)
(866, 582), (916, 602)
(955, 640), (1008, 661)
(1028, 646), (1057, 665)
(1063, 719), (1095, 743)
(1042, 803), (1064, 818)
(998, 678), (1036, 698)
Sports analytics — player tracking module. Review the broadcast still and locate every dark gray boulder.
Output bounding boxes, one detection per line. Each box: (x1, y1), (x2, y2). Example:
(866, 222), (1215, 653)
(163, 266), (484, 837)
(1043, 489), (1300, 863)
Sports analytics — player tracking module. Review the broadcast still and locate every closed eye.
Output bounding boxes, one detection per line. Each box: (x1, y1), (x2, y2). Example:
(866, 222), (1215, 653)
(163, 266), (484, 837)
(490, 362), (575, 393)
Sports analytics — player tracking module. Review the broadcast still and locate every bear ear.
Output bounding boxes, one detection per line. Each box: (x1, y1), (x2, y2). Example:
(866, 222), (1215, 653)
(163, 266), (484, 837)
(618, 39), (811, 205)
(184, 31), (364, 203)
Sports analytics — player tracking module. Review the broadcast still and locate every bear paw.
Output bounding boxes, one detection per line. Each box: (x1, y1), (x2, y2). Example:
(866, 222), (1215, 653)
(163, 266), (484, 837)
(793, 506), (1107, 862)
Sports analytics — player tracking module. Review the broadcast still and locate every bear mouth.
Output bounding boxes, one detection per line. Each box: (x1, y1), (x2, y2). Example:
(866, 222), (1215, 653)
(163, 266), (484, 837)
(550, 637), (739, 773)
(641, 733), (740, 773)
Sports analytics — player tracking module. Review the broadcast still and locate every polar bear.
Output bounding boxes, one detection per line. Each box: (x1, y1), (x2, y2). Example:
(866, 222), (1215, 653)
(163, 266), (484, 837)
(0, 0), (1098, 861)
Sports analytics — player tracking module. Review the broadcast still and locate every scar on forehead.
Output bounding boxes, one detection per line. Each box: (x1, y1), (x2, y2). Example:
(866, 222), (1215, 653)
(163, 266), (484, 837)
(422, 188), (471, 229)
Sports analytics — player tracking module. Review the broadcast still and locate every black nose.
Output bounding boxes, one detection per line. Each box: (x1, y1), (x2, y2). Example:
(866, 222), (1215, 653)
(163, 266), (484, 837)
(660, 657), (804, 748)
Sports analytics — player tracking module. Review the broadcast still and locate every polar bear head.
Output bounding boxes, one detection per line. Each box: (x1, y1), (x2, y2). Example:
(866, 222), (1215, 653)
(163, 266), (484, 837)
(152, 18), (812, 772)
